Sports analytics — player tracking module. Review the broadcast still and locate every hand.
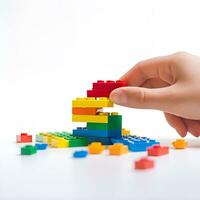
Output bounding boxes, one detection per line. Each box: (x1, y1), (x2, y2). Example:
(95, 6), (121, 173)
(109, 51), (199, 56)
(110, 52), (200, 137)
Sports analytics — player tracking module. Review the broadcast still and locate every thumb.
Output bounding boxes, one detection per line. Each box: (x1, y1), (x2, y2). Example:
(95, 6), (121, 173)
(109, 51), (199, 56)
(109, 86), (175, 112)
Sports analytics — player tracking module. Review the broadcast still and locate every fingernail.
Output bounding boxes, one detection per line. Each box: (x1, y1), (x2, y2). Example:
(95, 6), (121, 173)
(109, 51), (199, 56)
(110, 90), (128, 105)
(188, 128), (199, 137)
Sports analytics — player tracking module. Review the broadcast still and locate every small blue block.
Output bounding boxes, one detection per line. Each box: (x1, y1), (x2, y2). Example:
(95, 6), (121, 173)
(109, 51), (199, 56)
(35, 143), (48, 150)
(73, 150), (88, 158)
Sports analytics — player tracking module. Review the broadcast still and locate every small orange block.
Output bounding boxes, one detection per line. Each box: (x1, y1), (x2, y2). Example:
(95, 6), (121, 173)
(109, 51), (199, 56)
(72, 107), (99, 115)
(108, 143), (128, 155)
(172, 139), (188, 149)
(88, 142), (105, 154)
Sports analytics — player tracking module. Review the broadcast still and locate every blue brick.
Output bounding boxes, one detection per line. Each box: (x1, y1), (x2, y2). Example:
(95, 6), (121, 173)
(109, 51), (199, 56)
(73, 127), (121, 138)
(128, 141), (148, 152)
(111, 136), (160, 152)
(35, 143), (48, 150)
(73, 150), (88, 158)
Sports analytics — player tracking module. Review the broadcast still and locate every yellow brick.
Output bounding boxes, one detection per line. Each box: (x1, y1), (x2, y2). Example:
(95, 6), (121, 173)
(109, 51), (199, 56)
(72, 97), (113, 108)
(39, 133), (51, 144)
(43, 135), (51, 144)
(72, 114), (108, 123)
(48, 136), (54, 144)
(50, 138), (69, 148)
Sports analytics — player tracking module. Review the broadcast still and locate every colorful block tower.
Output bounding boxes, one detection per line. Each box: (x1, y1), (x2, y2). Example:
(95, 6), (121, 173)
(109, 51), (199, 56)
(72, 80), (127, 145)
(34, 80), (159, 151)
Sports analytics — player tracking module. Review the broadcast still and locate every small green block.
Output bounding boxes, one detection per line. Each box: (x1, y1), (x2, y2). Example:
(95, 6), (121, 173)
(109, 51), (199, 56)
(21, 145), (37, 155)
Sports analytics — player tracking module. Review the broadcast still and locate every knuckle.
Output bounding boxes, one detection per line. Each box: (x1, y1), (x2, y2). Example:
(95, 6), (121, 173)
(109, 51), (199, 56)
(171, 51), (190, 64)
(167, 51), (191, 68)
(173, 51), (189, 58)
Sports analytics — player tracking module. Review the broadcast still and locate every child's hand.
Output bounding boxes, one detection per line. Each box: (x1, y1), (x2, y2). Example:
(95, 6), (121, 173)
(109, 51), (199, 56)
(110, 52), (200, 137)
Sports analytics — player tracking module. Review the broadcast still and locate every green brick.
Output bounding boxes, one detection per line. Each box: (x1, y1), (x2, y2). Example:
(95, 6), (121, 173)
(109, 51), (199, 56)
(21, 145), (37, 155)
(68, 137), (89, 147)
(109, 115), (122, 130)
(87, 123), (108, 130)
(87, 115), (122, 131)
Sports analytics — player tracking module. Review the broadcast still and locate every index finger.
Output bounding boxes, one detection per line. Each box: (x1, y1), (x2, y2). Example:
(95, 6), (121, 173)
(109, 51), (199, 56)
(120, 54), (175, 86)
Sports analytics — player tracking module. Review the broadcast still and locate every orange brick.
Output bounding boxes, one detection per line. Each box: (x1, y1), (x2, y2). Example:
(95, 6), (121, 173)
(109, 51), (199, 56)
(88, 142), (105, 154)
(72, 107), (99, 115)
(109, 143), (128, 155)
(172, 139), (188, 149)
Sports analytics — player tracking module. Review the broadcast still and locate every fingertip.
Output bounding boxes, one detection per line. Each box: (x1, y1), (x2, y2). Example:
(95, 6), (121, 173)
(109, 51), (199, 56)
(177, 129), (187, 138)
(109, 89), (117, 102)
(176, 125), (188, 137)
(109, 88), (128, 105)
(164, 113), (188, 137)
(188, 128), (199, 138)
(183, 119), (200, 138)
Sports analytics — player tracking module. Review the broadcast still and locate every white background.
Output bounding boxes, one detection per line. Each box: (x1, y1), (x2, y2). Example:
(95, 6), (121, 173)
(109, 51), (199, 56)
(1, 0), (200, 199)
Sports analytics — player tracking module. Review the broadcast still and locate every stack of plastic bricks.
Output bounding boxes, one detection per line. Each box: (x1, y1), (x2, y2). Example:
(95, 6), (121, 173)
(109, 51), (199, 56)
(72, 80), (127, 145)
(33, 80), (160, 152)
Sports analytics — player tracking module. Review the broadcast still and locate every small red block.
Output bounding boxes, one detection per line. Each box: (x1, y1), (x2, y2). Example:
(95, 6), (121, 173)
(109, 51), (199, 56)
(16, 133), (32, 143)
(93, 80), (127, 90)
(147, 144), (169, 156)
(135, 157), (154, 170)
(88, 80), (128, 97)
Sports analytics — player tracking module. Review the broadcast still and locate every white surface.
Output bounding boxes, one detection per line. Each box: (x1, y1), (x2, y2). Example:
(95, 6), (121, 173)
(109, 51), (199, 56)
(1, 0), (200, 199)
(1, 0), (200, 140)
(1, 139), (200, 200)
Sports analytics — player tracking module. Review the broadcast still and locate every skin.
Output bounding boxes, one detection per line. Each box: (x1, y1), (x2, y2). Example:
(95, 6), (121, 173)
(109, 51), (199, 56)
(110, 52), (200, 137)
